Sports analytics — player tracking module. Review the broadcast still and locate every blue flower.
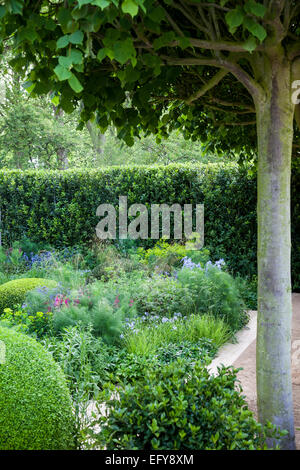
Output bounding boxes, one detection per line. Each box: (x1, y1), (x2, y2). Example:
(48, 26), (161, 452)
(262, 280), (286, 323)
(181, 257), (203, 271)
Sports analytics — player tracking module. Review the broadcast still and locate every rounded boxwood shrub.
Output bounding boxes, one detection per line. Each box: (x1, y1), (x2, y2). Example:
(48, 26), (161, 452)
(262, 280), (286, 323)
(93, 360), (280, 450)
(0, 278), (56, 314)
(0, 326), (75, 449)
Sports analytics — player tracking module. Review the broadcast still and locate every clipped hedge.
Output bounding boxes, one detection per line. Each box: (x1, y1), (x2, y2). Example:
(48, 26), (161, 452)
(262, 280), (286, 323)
(92, 360), (279, 450)
(0, 164), (299, 289)
(0, 278), (57, 314)
(0, 325), (75, 449)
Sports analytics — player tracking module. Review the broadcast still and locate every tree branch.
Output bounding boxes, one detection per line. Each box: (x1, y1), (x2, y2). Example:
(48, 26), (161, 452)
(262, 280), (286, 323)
(216, 120), (256, 126)
(204, 103), (255, 115)
(161, 55), (263, 99)
(186, 69), (228, 105)
(169, 38), (264, 53)
(171, 1), (210, 36)
(185, 1), (230, 12)
(210, 97), (255, 112)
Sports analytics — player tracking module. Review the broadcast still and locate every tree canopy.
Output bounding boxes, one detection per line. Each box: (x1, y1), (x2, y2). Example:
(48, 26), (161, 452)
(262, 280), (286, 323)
(0, 0), (298, 157)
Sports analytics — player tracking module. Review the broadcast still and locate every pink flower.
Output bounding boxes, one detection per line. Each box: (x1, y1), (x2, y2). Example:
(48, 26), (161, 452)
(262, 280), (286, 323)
(129, 299), (134, 307)
(54, 295), (64, 307)
(114, 295), (120, 306)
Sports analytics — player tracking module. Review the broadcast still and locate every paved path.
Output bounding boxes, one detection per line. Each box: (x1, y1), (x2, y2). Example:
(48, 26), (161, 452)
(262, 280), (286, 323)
(208, 309), (258, 375)
(232, 294), (300, 449)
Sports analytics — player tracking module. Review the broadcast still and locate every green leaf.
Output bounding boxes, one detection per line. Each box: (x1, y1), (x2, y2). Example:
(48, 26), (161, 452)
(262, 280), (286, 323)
(0, 6), (6, 18)
(143, 54), (161, 75)
(103, 27), (120, 46)
(71, 5), (89, 20)
(178, 37), (191, 50)
(77, 0), (92, 6)
(44, 18), (57, 31)
(244, 0), (267, 18)
(73, 63), (84, 72)
(69, 49), (83, 64)
(121, 0), (139, 17)
(57, 35), (70, 49)
(51, 94), (60, 106)
(58, 49), (83, 70)
(97, 48), (108, 62)
(8, 0), (24, 15)
(58, 55), (72, 68)
(113, 38), (136, 65)
(54, 64), (73, 81)
(242, 36), (258, 52)
(92, 0), (110, 8)
(22, 80), (36, 93)
(225, 6), (245, 34)
(243, 17), (267, 42)
(17, 27), (39, 43)
(69, 30), (84, 45)
(68, 73), (84, 93)
(148, 6), (165, 22)
(58, 8), (73, 27)
(153, 31), (176, 50)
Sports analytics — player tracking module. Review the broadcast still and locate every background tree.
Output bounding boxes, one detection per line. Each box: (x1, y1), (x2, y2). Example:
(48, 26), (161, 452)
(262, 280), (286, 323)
(0, 47), (96, 169)
(0, 45), (221, 168)
(0, 0), (299, 449)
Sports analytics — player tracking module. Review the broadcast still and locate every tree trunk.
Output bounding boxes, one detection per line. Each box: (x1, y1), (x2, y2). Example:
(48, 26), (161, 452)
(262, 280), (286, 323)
(53, 105), (69, 170)
(57, 147), (69, 170)
(255, 55), (295, 449)
(86, 120), (106, 165)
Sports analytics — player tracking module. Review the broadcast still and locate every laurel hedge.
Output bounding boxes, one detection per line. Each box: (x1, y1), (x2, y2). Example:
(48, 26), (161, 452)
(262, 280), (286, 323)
(0, 163), (299, 289)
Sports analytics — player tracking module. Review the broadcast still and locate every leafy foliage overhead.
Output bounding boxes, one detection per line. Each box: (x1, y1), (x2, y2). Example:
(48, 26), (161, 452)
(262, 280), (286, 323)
(0, 0), (299, 157)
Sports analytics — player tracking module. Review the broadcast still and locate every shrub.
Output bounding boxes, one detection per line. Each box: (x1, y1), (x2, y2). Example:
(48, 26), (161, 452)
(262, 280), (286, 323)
(42, 325), (113, 398)
(137, 241), (211, 275)
(91, 245), (144, 281)
(105, 350), (160, 385)
(91, 361), (281, 450)
(0, 308), (52, 338)
(0, 243), (24, 274)
(133, 276), (193, 318)
(24, 283), (72, 315)
(51, 297), (124, 344)
(108, 340), (217, 385)
(234, 275), (258, 310)
(41, 282), (136, 344)
(155, 339), (217, 365)
(133, 265), (247, 331)
(0, 164), (299, 289)
(0, 278), (57, 314)
(177, 265), (247, 330)
(0, 325), (75, 450)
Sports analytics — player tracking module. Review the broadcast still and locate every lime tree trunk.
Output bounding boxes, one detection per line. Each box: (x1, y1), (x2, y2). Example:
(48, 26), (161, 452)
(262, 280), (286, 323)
(255, 52), (295, 450)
